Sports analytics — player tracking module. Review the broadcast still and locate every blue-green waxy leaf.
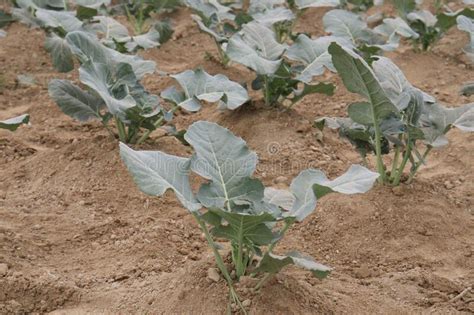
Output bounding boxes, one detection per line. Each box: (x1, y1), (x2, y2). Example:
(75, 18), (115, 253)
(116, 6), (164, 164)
(407, 10), (437, 28)
(48, 79), (104, 121)
(251, 7), (295, 27)
(35, 9), (83, 32)
(119, 143), (201, 212)
(185, 0), (234, 20)
(168, 69), (249, 111)
(265, 165), (378, 221)
(0, 114), (30, 131)
(323, 10), (372, 44)
(227, 22), (286, 75)
(184, 121), (259, 210)
(79, 61), (136, 117)
(457, 15), (474, 62)
(328, 42), (399, 124)
(454, 108), (474, 131)
(66, 31), (155, 79)
(286, 35), (351, 83)
(255, 251), (332, 279)
(45, 34), (74, 73)
(419, 102), (474, 146)
(294, 0), (340, 9)
(198, 177), (264, 209)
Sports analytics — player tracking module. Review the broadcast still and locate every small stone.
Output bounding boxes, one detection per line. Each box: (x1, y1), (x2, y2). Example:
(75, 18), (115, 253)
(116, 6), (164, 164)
(0, 263), (8, 276)
(207, 268), (220, 282)
(354, 264), (371, 279)
(177, 247), (189, 255)
(392, 186), (404, 196)
(170, 235), (181, 243)
(444, 181), (454, 190)
(242, 299), (252, 307)
(274, 176), (288, 184)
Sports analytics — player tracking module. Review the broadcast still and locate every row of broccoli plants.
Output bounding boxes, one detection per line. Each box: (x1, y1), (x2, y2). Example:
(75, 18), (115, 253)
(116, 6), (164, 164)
(187, 0), (474, 63)
(46, 30), (249, 144)
(316, 43), (474, 185)
(119, 120), (379, 313)
(9, 0), (176, 72)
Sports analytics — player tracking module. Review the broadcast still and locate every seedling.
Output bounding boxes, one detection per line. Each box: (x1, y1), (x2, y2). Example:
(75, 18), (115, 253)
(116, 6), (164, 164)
(48, 31), (248, 144)
(120, 120), (378, 313)
(316, 43), (474, 185)
(227, 21), (335, 107)
(393, 0), (474, 51)
(323, 9), (419, 61)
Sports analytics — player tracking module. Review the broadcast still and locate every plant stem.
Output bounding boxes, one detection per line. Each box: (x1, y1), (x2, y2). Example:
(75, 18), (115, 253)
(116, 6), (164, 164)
(136, 106), (179, 145)
(390, 145), (401, 181)
(192, 213), (246, 313)
(406, 146), (432, 184)
(263, 76), (271, 106)
(255, 273), (271, 291)
(101, 121), (116, 140)
(372, 121), (387, 183)
(115, 116), (127, 143)
(392, 142), (413, 186)
(215, 40), (229, 67)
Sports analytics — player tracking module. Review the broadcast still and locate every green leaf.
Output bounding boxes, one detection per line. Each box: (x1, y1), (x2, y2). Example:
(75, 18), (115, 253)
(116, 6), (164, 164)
(119, 143), (201, 211)
(437, 8), (474, 32)
(76, 6), (98, 20)
(79, 61), (136, 117)
(45, 34), (74, 73)
(286, 34), (350, 84)
(227, 21), (286, 75)
(66, 31), (155, 79)
(348, 102), (372, 125)
(292, 82), (335, 104)
(209, 208), (276, 246)
(295, 0), (340, 9)
(0, 114), (30, 131)
(184, 121), (259, 210)
(48, 79), (104, 121)
(169, 69), (249, 111)
(255, 251), (331, 279)
(264, 164), (378, 221)
(328, 42), (398, 124)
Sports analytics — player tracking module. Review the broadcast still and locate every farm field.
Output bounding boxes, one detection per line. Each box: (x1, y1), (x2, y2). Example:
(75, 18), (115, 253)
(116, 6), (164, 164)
(0, 0), (473, 314)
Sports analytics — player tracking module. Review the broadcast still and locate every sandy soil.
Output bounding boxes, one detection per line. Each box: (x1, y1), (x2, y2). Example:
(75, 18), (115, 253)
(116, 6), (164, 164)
(0, 2), (473, 314)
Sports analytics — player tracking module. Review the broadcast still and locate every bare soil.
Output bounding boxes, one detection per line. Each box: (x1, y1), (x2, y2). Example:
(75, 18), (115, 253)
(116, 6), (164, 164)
(0, 3), (473, 314)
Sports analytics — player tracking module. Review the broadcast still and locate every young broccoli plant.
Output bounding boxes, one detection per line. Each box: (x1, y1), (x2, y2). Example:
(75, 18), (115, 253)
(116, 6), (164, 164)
(393, 0), (474, 51)
(120, 120), (378, 312)
(113, 0), (179, 35)
(187, 0), (296, 65)
(227, 21), (335, 107)
(316, 43), (474, 185)
(323, 9), (419, 61)
(457, 15), (474, 62)
(0, 114), (30, 131)
(48, 31), (249, 144)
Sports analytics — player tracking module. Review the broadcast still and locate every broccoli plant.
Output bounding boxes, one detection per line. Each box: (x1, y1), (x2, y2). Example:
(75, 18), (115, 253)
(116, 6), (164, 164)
(11, 0), (171, 72)
(323, 9), (419, 61)
(0, 114), (30, 131)
(48, 31), (248, 144)
(316, 43), (474, 185)
(227, 21), (335, 107)
(112, 0), (179, 35)
(120, 120), (378, 312)
(392, 0), (474, 51)
(457, 15), (474, 62)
